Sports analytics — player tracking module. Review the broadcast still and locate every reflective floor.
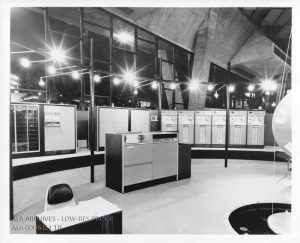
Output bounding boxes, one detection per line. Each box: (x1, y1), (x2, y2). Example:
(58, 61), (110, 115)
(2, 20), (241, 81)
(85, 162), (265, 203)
(11, 159), (291, 234)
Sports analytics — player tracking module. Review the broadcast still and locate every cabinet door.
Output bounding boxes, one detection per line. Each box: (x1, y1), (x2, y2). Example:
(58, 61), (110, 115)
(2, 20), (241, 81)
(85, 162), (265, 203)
(124, 144), (152, 166)
(131, 110), (150, 132)
(152, 142), (177, 179)
(44, 106), (61, 151)
(99, 108), (115, 147)
(114, 109), (129, 133)
(59, 106), (76, 150)
(124, 163), (153, 186)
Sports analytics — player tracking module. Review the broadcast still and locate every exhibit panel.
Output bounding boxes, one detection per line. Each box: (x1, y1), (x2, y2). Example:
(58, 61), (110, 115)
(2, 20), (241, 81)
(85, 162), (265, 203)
(97, 107), (129, 150)
(161, 110), (178, 131)
(229, 110), (247, 147)
(211, 110), (226, 146)
(178, 110), (195, 144)
(194, 110), (212, 146)
(130, 109), (150, 133)
(247, 110), (265, 148)
(44, 105), (76, 154)
(11, 103), (40, 154)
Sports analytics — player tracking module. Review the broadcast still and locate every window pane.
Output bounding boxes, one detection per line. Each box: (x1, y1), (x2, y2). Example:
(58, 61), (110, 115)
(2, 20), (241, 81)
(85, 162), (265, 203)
(15, 105), (28, 152)
(175, 48), (189, 79)
(158, 39), (174, 62)
(84, 8), (110, 28)
(48, 7), (81, 37)
(112, 48), (134, 73)
(137, 39), (156, 55)
(84, 24), (111, 63)
(85, 73), (110, 97)
(137, 50), (155, 73)
(161, 61), (173, 80)
(48, 32), (81, 65)
(137, 29), (156, 42)
(113, 18), (135, 51)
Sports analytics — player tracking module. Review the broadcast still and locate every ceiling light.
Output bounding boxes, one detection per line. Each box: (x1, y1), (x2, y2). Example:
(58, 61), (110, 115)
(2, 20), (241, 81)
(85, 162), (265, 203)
(151, 81), (158, 89)
(170, 82), (176, 90)
(133, 89), (138, 95)
(93, 74), (101, 83)
(50, 47), (66, 64)
(248, 84), (255, 92)
(114, 31), (134, 44)
(38, 92), (41, 96)
(71, 70), (80, 80)
(214, 92), (219, 99)
(265, 90), (270, 96)
(113, 77), (121, 85)
(271, 102), (277, 107)
(229, 85), (235, 93)
(133, 80), (139, 87)
(189, 79), (199, 91)
(123, 71), (136, 83)
(48, 66), (56, 75)
(207, 84), (214, 92)
(20, 57), (30, 68)
(39, 78), (45, 87)
(262, 79), (277, 92)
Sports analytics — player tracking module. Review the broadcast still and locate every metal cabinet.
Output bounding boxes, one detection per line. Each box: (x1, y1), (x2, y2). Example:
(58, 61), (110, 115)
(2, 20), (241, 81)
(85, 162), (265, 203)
(161, 110), (178, 131)
(130, 109), (150, 133)
(229, 110), (247, 147)
(178, 110), (195, 144)
(211, 110), (226, 146)
(195, 110), (212, 146)
(247, 110), (265, 148)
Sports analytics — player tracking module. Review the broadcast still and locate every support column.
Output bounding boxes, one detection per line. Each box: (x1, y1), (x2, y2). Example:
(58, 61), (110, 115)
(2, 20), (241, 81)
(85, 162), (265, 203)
(189, 10), (217, 109)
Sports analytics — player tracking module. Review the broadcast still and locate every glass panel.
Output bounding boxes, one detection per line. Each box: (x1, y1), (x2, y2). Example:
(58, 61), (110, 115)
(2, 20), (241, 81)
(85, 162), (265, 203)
(158, 39), (174, 62)
(137, 29), (156, 42)
(112, 48), (134, 73)
(15, 105), (28, 152)
(84, 73), (110, 97)
(161, 61), (173, 81)
(11, 8), (45, 51)
(11, 106), (16, 153)
(175, 48), (189, 79)
(113, 18), (135, 51)
(84, 24), (110, 63)
(84, 8), (110, 28)
(27, 106), (39, 151)
(137, 39), (156, 55)
(48, 32), (81, 66)
(48, 7), (81, 37)
(137, 50), (155, 73)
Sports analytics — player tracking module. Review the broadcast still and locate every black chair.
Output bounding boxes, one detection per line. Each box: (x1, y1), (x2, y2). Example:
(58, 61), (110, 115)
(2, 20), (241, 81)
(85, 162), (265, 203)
(44, 183), (76, 211)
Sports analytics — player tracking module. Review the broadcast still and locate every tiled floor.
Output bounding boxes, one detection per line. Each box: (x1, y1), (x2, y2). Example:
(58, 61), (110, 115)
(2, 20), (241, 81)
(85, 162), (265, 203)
(11, 159), (291, 234)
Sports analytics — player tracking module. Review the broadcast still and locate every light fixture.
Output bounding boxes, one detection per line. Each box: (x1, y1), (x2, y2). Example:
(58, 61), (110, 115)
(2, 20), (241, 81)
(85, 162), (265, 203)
(207, 84), (214, 92)
(60, 94), (63, 97)
(151, 81), (158, 89)
(48, 66), (56, 75)
(20, 57), (30, 68)
(271, 102), (277, 107)
(14, 90), (19, 94)
(113, 77), (121, 85)
(170, 82), (176, 90)
(133, 89), (138, 95)
(189, 79), (199, 91)
(214, 92), (219, 99)
(245, 92), (251, 98)
(71, 70), (80, 80)
(262, 79), (277, 92)
(123, 70), (136, 83)
(38, 92), (41, 96)
(39, 78), (45, 87)
(229, 85), (235, 93)
(93, 74), (101, 83)
(248, 84), (255, 92)
(114, 31), (134, 44)
(133, 80), (139, 87)
(265, 90), (270, 96)
(50, 47), (66, 64)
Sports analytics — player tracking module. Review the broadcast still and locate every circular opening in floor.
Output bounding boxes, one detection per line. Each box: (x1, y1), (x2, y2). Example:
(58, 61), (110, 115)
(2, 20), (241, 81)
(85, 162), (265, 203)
(228, 203), (291, 234)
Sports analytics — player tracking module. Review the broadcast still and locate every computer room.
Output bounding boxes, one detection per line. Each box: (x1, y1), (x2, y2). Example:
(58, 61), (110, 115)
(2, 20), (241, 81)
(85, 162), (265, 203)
(8, 6), (292, 235)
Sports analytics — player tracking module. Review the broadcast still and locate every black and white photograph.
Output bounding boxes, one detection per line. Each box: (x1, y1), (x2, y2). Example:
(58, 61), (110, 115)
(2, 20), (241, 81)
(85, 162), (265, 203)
(0, 0), (299, 242)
